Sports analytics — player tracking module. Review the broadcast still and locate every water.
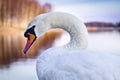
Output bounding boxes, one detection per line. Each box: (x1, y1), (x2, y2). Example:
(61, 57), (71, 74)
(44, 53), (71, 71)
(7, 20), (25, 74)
(0, 30), (120, 80)
(88, 31), (120, 55)
(0, 59), (38, 80)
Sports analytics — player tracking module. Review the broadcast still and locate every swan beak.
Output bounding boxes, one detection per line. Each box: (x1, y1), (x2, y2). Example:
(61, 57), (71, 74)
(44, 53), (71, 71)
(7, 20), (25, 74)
(24, 33), (36, 54)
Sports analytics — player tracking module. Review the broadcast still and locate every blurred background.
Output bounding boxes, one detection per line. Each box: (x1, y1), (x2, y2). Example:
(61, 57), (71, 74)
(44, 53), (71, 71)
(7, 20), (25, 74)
(0, 0), (120, 80)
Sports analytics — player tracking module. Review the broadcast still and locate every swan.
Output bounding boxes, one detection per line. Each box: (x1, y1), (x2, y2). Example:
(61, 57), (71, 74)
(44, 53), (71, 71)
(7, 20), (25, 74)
(23, 12), (120, 80)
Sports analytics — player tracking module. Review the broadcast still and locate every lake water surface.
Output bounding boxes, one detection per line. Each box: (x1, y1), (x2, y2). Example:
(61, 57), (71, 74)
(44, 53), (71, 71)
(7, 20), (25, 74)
(0, 30), (120, 80)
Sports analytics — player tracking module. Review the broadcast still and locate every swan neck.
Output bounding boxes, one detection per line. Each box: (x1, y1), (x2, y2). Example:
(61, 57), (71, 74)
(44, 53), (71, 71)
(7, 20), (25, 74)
(50, 23), (88, 50)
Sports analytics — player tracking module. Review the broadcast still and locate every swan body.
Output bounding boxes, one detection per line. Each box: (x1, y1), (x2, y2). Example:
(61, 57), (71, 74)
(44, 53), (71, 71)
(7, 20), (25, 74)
(24, 12), (120, 80)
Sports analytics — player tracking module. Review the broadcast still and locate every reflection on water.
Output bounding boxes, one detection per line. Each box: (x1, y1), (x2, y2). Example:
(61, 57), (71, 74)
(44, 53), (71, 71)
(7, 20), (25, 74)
(0, 29), (120, 80)
(0, 31), (25, 66)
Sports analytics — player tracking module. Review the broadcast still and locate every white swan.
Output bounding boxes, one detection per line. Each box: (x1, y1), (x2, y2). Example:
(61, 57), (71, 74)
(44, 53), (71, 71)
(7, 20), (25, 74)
(23, 12), (120, 80)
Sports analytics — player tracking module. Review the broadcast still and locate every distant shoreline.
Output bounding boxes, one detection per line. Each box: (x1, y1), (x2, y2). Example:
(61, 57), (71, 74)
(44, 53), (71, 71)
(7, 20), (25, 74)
(87, 26), (120, 32)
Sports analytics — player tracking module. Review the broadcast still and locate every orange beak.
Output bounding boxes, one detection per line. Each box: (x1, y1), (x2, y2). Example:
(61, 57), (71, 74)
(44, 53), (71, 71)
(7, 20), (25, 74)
(24, 33), (36, 53)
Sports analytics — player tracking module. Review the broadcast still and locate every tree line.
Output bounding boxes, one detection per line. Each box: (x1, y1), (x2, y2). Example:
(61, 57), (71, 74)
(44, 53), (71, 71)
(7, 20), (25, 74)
(0, 0), (52, 29)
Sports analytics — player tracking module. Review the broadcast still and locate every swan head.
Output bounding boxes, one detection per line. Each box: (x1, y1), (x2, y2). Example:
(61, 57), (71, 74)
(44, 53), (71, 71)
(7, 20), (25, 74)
(23, 14), (50, 53)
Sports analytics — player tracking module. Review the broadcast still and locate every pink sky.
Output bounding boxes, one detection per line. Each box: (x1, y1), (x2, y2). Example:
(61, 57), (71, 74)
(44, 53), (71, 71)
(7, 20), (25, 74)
(38, 0), (120, 23)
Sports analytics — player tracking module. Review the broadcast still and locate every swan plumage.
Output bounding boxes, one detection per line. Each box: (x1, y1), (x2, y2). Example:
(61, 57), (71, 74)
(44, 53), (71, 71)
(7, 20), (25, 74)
(24, 12), (120, 80)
